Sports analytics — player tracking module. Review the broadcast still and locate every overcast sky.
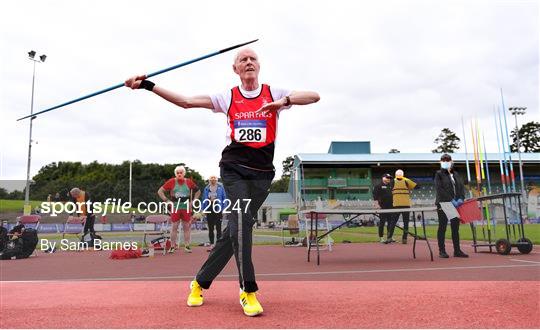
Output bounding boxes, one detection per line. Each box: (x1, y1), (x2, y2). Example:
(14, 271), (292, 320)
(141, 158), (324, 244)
(1, 0), (538, 182)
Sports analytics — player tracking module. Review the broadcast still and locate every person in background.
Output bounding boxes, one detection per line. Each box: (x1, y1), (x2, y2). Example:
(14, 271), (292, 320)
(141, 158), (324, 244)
(372, 174), (395, 243)
(158, 165), (201, 253)
(69, 187), (96, 238)
(391, 169), (417, 244)
(434, 154), (468, 258)
(202, 175), (227, 252)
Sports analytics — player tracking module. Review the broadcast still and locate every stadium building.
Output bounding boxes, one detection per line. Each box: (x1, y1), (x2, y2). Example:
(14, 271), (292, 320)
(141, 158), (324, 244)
(259, 141), (540, 224)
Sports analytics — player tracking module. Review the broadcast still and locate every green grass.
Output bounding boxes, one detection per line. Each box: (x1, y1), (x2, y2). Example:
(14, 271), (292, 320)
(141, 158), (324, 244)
(256, 228), (379, 244)
(0, 199), (143, 215)
(0, 199), (44, 213)
(3, 198), (538, 246)
(32, 225), (539, 249)
(259, 224), (540, 245)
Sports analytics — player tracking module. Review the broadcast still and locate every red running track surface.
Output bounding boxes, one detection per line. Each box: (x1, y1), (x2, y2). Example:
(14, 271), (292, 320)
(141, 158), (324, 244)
(1, 280), (539, 328)
(1, 243), (539, 328)
(1, 243), (539, 282)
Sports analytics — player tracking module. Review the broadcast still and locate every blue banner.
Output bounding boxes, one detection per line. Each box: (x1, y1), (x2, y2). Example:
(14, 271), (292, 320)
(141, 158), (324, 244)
(111, 223), (132, 231)
(234, 120), (266, 128)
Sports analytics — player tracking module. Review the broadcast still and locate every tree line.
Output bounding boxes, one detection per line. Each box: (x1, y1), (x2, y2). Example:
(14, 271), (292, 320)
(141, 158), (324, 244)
(389, 121), (539, 154)
(2, 160), (205, 204)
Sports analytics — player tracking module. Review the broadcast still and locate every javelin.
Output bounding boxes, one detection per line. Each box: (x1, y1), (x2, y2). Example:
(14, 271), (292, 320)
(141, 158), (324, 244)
(16, 39), (258, 121)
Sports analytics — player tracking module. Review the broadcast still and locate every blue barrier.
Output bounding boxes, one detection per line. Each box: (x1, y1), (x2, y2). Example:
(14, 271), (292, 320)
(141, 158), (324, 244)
(38, 224), (59, 233)
(111, 223), (132, 231)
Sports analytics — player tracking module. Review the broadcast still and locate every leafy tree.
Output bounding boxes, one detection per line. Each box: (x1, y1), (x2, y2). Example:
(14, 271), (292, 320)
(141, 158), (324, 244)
(389, 149), (400, 153)
(510, 121), (540, 152)
(432, 128), (460, 153)
(8, 190), (24, 200)
(0, 188), (8, 199)
(28, 161), (204, 204)
(270, 177), (290, 193)
(270, 156), (295, 192)
(281, 156), (295, 178)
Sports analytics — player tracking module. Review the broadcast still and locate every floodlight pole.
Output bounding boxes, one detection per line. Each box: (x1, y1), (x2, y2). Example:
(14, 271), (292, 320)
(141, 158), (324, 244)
(24, 52), (45, 210)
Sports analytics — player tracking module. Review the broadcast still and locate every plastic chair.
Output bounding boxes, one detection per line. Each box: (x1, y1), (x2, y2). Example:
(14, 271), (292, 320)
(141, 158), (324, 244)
(281, 214), (303, 247)
(62, 216), (86, 240)
(304, 213), (333, 251)
(16, 215), (41, 231)
(142, 215), (171, 255)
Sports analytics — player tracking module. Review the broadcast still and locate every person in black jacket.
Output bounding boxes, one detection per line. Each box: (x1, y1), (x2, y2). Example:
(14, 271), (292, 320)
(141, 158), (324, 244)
(434, 154), (468, 258)
(372, 174), (395, 243)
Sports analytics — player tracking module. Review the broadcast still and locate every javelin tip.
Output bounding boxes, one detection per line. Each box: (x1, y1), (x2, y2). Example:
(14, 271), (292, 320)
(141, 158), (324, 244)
(219, 39), (259, 54)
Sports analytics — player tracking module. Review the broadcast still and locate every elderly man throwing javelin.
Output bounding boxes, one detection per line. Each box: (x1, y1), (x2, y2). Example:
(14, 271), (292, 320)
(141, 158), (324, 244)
(125, 48), (319, 316)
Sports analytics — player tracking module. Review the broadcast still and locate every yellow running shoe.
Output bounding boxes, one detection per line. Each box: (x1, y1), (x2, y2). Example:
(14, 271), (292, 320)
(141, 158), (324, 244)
(187, 280), (203, 307)
(239, 290), (263, 316)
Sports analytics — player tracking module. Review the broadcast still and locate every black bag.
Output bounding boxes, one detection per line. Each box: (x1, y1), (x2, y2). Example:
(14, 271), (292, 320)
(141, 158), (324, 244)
(1, 238), (24, 260)
(10, 224), (25, 235)
(20, 228), (38, 258)
(0, 226), (8, 252)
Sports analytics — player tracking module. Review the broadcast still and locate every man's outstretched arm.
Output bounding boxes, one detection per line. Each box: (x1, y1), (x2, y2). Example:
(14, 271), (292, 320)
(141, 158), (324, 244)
(256, 90), (320, 114)
(124, 74), (214, 110)
(287, 91), (321, 105)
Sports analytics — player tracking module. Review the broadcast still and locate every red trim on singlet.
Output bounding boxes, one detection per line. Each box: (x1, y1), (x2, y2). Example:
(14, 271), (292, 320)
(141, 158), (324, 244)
(227, 84), (277, 149)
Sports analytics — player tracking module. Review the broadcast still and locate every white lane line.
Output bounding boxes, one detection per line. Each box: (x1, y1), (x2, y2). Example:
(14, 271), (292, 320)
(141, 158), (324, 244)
(510, 259), (540, 264)
(2, 263), (539, 283)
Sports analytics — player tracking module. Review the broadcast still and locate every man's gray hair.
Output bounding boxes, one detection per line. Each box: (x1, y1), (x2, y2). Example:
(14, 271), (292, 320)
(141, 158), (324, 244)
(174, 165), (186, 175)
(234, 48), (257, 63)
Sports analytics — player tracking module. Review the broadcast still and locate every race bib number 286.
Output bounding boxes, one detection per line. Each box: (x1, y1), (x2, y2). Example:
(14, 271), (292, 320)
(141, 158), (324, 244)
(234, 120), (267, 143)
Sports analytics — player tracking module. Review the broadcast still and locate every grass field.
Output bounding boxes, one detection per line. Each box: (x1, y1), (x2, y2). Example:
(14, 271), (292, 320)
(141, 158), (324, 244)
(0, 199), (140, 214)
(0, 199), (44, 212)
(260, 224), (540, 244)
(30, 225), (540, 250)
(3, 199), (539, 245)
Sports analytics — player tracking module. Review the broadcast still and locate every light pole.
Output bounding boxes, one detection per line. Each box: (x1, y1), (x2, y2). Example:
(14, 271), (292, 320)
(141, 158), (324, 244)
(24, 50), (46, 213)
(508, 106), (527, 200)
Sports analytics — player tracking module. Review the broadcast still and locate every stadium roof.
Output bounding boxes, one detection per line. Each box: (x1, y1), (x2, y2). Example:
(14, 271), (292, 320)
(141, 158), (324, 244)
(296, 153), (540, 165)
(263, 192), (294, 205)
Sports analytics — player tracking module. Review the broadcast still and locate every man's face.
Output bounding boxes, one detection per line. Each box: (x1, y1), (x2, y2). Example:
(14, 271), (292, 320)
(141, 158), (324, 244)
(233, 49), (260, 80)
(175, 170), (185, 180)
(382, 177), (391, 184)
(209, 176), (217, 185)
(70, 191), (79, 198)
